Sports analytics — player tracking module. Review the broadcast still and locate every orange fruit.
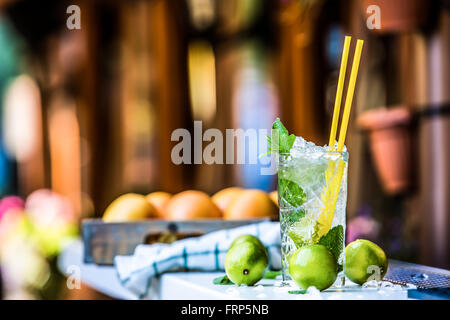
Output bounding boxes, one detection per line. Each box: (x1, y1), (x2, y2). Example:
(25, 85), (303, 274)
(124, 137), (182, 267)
(269, 190), (278, 206)
(165, 190), (222, 220)
(224, 189), (278, 220)
(211, 187), (243, 212)
(103, 193), (157, 222)
(146, 192), (172, 218)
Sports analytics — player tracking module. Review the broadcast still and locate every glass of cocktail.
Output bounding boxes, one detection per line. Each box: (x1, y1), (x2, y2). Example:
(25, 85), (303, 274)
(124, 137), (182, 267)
(277, 137), (348, 287)
(272, 36), (363, 289)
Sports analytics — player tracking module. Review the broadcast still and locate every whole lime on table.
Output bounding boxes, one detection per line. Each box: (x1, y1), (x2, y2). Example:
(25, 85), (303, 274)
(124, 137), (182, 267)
(225, 241), (269, 286)
(230, 234), (268, 258)
(345, 239), (388, 285)
(289, 244), (337, 291)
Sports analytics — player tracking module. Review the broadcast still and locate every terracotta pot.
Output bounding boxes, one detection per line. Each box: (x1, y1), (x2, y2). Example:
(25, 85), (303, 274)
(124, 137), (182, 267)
(361, 0), (429, 33)
(358, 107), (412, 195)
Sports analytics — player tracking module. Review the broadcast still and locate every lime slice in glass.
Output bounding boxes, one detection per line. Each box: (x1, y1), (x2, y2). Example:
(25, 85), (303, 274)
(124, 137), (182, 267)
(288, 216), (320, 247)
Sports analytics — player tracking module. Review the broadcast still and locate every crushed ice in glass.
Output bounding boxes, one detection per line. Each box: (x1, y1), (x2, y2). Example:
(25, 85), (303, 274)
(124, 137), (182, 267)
(290, 137), (347, 159)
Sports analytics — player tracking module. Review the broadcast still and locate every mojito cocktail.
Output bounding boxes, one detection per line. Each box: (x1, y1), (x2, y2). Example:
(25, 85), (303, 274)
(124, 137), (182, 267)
(277, 137), (348, 287)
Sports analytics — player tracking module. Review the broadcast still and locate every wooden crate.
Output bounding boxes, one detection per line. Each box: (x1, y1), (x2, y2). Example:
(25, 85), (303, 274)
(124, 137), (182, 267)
(82, 219), (269, 265)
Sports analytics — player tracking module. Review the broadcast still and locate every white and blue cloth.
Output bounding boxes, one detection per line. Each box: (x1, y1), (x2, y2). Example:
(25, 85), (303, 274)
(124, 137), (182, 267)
(114, 221), (281, 299)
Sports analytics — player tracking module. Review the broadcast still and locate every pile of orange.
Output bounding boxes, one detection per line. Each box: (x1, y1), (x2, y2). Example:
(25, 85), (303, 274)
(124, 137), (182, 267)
(103, 188), (279, 222)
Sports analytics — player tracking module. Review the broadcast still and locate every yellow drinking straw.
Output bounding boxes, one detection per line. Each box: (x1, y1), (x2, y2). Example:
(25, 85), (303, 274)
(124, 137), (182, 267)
(328, 36), (351, 148)
(318, 38), (364, 237)
(337, 39), (364, 152)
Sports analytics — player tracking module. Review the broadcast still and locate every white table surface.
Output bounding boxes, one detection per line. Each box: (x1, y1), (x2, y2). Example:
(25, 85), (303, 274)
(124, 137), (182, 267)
(58, 240), (410, 300)
(158, 273), (409, 300)
(58, 240), (136, 300)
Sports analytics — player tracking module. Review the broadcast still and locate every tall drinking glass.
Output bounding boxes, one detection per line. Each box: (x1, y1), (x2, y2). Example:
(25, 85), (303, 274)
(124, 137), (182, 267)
(277, 145), (348, 287)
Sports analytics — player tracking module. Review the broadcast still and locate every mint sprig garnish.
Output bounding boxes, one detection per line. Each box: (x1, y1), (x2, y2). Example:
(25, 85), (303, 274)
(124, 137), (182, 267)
(318, 225), (344, 268)
(265, 118), (307, 210)
(267, 118), (296, 155)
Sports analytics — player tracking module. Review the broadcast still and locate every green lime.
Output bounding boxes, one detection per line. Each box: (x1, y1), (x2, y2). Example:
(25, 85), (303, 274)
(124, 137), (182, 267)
(230, 234), (268, 258)
(345, 239), (388, 285)
(225, 241), (268, 286)
(288, 244), (337, 291)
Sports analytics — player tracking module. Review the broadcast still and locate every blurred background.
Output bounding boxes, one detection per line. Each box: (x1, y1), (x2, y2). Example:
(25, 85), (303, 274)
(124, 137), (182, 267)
(0, 0), (448, 299)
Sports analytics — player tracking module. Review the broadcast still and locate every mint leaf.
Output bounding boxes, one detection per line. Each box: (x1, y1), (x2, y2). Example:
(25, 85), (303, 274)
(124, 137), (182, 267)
(266, 135), (272, 149)
(272, 117), (289, 135)
(263, 270), (282, 279)
(267, 118), (307, 210)
(288, 290), (307, 294)
(213, 275), (234, 285)
(284, 208), (306, 224)
(278, 178), (306, 207)
(280, 133), (296, 154)
(267, 118), (296, 154)
(318, 225), (344, 264)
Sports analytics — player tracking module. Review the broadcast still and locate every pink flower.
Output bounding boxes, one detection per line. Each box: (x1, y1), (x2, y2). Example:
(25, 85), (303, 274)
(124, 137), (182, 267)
(25, 189), (76, 228)
(0, 196), (25, 222)
(347, 215), (380, 243)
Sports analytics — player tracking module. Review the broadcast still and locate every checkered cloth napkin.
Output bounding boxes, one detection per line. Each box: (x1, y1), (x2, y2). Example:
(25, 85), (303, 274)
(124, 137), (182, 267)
(114, 221), (281, 299)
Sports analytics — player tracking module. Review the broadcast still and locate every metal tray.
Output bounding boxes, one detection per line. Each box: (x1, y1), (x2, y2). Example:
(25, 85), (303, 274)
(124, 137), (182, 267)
(82, 218), (269, 265)
(385, 259), (450, 289)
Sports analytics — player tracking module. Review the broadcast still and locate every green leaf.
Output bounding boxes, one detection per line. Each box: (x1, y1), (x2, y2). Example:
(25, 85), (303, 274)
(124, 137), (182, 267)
(337, 264), (343, 273)
(272, 117), (289, 136)
(263, 270), (282, 279)
(266, 118), (296, 154)
(213, 275), (234, 285)
(278, 178), (306, 207)
(288, 290), (307, 294)
(318, 225), (344, 265)
(284, 208), (306, 225)
(280, 133), (296, 154)
(269, 119), (306, 211)
(266, 135), (272, 150)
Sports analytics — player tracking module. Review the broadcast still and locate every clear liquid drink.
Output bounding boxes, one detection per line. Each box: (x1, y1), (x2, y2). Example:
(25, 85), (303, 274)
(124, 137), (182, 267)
(277, 137), (348, 287)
